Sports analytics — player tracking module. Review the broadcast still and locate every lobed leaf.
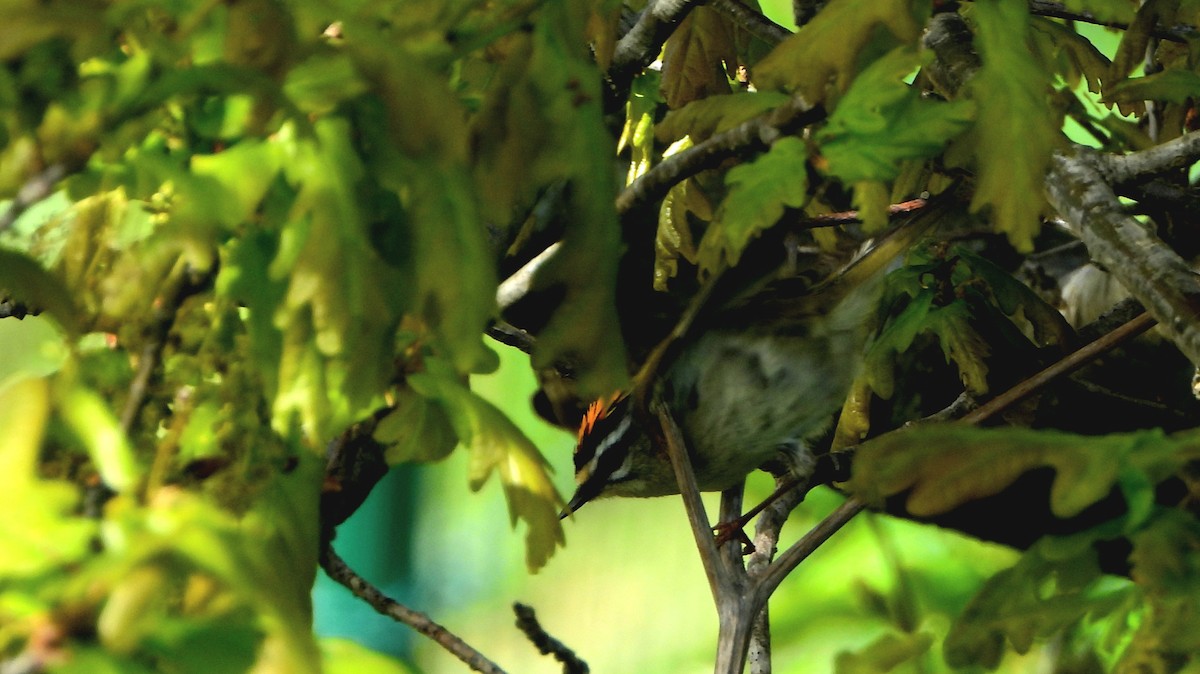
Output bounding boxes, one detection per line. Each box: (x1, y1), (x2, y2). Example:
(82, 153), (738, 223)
(411, 358), (566, 572)
(817, 47), (974, 185)
(656, 90), (791, 144)
(698, 136), (810, 274)
(963, 0), (1061, 252)
(1104, 69), (1200, 105)
(752, 0), (926, 103)
(850, 425), (1197, 519)
(660, 7), (739, 109)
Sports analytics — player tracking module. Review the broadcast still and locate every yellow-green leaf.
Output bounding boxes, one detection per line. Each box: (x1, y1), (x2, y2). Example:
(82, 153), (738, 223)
(964, 0), (1061, 252)
(411, 358), (565, 572)
(60, 387), (141, 494)
(0, 377), (95, 576)
(374, 388), (458, 464)
(752, 0), (925, 102)
(656, 91), (790, 144)
(699, 136), (810, 274)
(817, 47), (974, 185)
(849, 426), (1191, 519)
(660, 7), (738, 109)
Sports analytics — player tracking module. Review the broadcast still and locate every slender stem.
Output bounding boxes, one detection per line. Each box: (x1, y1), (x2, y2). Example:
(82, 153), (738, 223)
(757, 497), (867, 601)
(656, 401), (725, 593)
(320, 545), (507, 674)
(960, 311), (1157, 425)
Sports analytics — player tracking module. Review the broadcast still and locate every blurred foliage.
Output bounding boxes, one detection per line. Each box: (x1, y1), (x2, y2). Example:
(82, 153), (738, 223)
(0, 0), (1198, 672)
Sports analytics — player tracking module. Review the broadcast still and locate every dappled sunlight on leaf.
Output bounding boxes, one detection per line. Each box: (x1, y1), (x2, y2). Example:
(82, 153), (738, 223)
(411, 358), (566, 572)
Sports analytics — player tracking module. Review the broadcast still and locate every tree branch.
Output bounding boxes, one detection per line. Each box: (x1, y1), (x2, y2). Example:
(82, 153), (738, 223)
(0, 163), (67, 232)
(1024, 0), (1197, 44)
(1045, 146), (1200, 368)
(512, 603), (590, 674)
(709, 0), (791, 46)
(616, 97), (824, 215)
(608, 0), (703, 107)
(959, 310), (1157, 425)
(320, 545), (508, 674)
(1103, 131), (1200, 185)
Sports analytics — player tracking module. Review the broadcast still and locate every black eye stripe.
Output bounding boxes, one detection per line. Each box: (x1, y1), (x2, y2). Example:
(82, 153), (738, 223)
(573, 397), (632, 470)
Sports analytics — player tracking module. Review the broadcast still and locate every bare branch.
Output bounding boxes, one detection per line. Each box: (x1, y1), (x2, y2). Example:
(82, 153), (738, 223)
(513, 603), (590, 674)
(1103, 131), (1200, 185)
(755, 497), (867, 601)
(655, 401), (726, 592)
(710, 0), (791, 45)
(1046, 147), (1200, 367)
(320, 545), (508, 674)
(1025, 0), (1197, 43)
(616, 97), (824, 215)
(959, 310), (1158, 425)
(609, 0), (703, 102)
(0, 163), (67, 232)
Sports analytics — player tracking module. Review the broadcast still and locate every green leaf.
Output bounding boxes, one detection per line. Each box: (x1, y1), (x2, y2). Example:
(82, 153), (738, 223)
(189, 139), (282, 228)
(0, 377), (95, 577)
(59, 387), (142, 494)
(399, 161), (499, 375)
(374, 387), (458, 464)
(849, 426), (1195, 519)
(514, 4), (629, 401)
(619, 72), (660, 184)
(1029, 17), (1112, 95)
(1126, 511), (1200, 661)
(0, 315), (69, 387)
(1105, 69), (1200, 105)
(270, 118), (405, 443)
(660, 7), (738, 109)
(946, 536), (1132, 668)
(835, 630), (935, 674)
(0, 248), (81, 337)
(753, 0), (926, 102)
(284, 52), (369, 115)
(965, 0), (1061, 252)
(817, 47), (974, 184)
(656, 148), (711, 291)
(698, 136), (809, 274)
(321, 638), (415, 674)
(656, 90), (790, 144)
(102, 456), (325, 673)
(410, 357), (565, 572)
(1110, 0), (1174, 81)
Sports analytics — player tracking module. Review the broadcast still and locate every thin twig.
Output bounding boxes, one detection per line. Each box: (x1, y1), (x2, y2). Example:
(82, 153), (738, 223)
(959, 310), (1157, 425)
(799, 198), (929, 228)
(756, 497), (867, 600)
(1024, 0), (1196, 44)
(320, 545), (507, 674)
(0, 164), (67, 232)
(120, 263), (212, 433)
(513, 603), (590, 674)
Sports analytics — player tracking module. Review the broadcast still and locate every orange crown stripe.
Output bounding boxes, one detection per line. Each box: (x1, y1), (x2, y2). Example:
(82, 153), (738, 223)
(576, 391), (625, 443)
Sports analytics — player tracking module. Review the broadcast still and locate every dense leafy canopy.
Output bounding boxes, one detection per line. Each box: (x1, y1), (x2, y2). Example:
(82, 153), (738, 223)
(1, 0), (1199, 672)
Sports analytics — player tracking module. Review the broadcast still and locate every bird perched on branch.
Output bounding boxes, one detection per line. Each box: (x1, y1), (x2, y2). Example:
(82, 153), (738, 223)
(562, 210), (942, 515)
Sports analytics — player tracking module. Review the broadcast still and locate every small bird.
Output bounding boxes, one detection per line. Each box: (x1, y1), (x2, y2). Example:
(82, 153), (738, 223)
(563, 214), (937, 516)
